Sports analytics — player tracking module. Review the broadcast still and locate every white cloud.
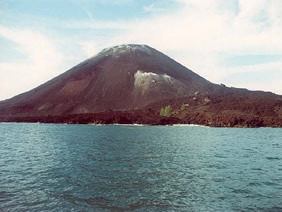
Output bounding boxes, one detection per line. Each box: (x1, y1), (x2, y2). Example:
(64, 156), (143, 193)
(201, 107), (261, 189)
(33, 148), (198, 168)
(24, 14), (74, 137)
(64, 20), (130, 30)
(229, 78), (282, 95)
(0, 26), (65, 100)
(1, 0), (282, 99)
(143, 4), (166, 13)
(93, 0), (282, 94)
(217, 61), (282, 94)
(79, 41), (99, 58)
(99, 0), (132, 3)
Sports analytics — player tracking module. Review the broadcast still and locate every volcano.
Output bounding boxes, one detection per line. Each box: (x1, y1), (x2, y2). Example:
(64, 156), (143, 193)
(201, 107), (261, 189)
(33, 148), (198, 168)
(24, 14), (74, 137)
(0, 44), (217, 115)
(0, 44), (282, 127)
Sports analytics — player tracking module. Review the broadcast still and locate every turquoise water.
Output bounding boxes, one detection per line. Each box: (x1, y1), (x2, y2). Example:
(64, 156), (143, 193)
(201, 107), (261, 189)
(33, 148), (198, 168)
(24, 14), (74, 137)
(0, 123), (281, 211)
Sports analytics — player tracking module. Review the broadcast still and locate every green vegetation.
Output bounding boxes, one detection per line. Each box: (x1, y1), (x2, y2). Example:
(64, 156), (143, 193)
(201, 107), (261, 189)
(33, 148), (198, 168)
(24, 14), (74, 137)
(180, 104), (186, 111)
(160, 105), (172, 117)
(160, 104), (186, 117)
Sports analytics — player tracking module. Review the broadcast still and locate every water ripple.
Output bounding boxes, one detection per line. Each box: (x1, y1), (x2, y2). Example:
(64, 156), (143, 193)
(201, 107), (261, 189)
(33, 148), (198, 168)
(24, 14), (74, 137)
(0, 123), (281, 211)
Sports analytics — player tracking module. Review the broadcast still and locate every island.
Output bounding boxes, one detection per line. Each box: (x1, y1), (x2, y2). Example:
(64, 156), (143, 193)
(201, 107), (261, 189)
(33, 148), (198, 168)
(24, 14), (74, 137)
(1, 44), (282, 127)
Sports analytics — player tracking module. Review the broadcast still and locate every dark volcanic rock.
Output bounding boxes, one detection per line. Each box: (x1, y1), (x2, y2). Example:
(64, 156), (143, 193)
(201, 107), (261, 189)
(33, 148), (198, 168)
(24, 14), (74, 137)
(0, 44), (282, 127)
(0, 44), (216, 116)
(144, 92), (282, 127)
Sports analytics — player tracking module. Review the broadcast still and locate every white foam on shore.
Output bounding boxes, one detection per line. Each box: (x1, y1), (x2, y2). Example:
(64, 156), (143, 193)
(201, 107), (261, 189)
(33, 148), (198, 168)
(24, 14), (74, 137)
(172, 124), (210, 128)
(112, 123), (145, 127)
(88, 123), (145, 127)
(87, 123), (209, 127)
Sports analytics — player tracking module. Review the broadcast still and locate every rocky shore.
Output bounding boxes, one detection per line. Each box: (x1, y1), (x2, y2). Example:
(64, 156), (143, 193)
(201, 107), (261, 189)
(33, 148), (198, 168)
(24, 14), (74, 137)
(1, 94), (282, 128)
(1, 45), (282, 127)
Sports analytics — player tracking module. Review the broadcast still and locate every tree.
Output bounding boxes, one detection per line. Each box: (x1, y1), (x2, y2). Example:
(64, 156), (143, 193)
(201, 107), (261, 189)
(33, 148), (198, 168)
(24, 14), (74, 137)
(160, 105), (172, 117)
(160, 108), (165, 116)
(181, 104), (185, 111)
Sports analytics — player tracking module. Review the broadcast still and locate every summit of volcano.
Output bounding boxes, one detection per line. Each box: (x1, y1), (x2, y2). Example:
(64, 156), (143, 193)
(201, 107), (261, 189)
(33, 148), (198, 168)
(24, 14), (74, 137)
(0, 44), (281, 127)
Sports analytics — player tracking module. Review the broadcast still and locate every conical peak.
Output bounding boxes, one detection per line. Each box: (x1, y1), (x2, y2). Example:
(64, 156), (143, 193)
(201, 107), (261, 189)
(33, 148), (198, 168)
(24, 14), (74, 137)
(0, 42), (218, 117)
(99, 44), (153, 57)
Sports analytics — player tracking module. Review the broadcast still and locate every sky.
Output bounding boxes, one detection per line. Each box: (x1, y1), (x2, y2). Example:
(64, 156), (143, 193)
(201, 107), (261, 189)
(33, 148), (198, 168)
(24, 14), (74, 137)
(1, 0), (282, 100)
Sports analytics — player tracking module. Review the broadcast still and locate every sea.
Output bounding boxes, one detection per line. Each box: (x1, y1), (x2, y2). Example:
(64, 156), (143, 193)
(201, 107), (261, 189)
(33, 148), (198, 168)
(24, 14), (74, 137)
(0, 123), (281, 211)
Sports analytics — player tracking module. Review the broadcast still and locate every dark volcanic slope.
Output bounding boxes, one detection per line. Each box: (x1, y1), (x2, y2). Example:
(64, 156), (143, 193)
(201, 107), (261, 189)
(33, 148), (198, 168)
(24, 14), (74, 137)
(0, 44), (218, 116)
(1, 43), (282, 127)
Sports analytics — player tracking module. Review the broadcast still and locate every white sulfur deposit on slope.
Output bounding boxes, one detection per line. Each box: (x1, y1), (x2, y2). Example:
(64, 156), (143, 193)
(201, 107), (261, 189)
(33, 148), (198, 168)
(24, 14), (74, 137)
(134, 70), (174, 93)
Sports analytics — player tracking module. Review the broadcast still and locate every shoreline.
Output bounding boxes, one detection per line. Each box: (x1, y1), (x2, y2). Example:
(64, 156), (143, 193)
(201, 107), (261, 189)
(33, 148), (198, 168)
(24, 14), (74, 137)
(1, 121), (281, 128)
